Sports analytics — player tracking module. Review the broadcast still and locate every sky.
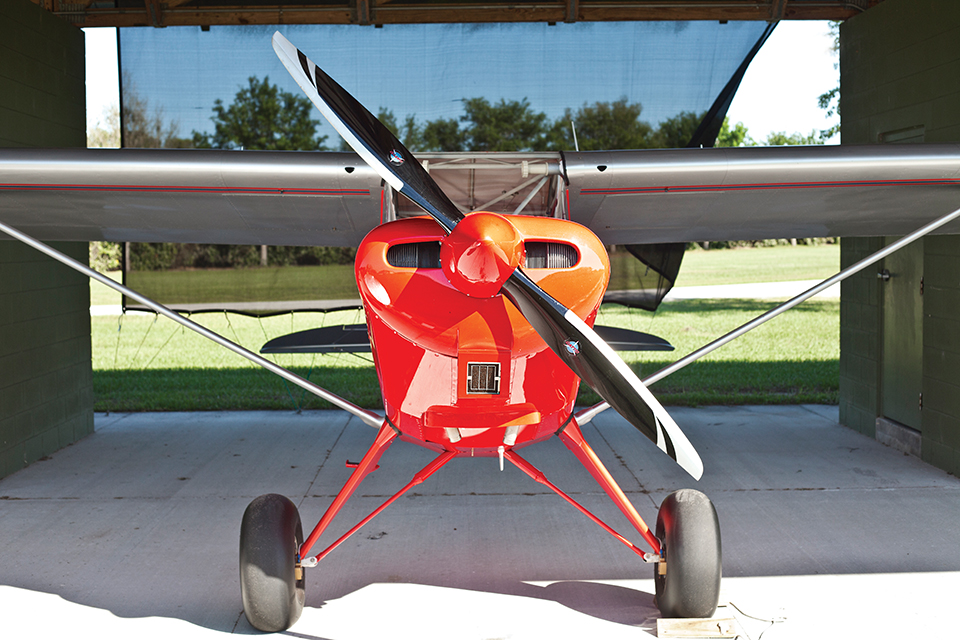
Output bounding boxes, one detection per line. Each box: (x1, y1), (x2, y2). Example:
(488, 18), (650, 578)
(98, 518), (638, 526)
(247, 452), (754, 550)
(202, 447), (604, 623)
(83, 20), (839, 145)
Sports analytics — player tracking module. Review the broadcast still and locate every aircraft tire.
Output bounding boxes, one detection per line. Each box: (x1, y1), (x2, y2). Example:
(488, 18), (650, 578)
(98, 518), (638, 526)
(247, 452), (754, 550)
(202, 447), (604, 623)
(239, 493), (306, 632)
(654, 489), (721, 618)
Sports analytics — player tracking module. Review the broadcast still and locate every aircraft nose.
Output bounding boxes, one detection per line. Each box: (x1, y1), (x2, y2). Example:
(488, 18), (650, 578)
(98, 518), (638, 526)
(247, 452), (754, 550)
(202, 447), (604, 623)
(440, 211), (523, 298)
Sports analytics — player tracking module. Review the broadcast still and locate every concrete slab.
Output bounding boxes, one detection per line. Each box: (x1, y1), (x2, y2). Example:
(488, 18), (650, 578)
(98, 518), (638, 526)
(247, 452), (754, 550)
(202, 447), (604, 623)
(1, 407), (958, 639)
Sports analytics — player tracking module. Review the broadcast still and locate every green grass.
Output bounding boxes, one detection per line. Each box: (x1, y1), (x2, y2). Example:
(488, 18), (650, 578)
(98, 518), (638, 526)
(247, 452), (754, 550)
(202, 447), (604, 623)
(90, 244), (841, 306)
(91, 294), (838, 412)
(91, 270), (122, 306)
(126, 263), (359, 303)
(676, 243), (839, 286)
(589, 298), (838, 406)
(90, 243), (840, 411)
(92, 309), (375, 411)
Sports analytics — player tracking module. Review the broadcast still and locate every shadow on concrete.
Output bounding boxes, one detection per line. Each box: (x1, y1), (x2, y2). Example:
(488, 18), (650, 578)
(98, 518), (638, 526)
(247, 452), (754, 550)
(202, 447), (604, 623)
(1, 408), (959, 638)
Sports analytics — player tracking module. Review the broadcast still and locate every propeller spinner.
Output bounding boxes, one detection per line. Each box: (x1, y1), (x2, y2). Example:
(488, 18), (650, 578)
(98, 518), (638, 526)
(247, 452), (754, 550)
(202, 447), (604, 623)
(272, 32), (703, 480)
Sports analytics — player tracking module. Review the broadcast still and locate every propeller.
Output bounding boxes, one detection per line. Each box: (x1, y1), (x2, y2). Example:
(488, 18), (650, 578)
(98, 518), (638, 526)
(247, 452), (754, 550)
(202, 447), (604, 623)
(273, 32), (703, 480)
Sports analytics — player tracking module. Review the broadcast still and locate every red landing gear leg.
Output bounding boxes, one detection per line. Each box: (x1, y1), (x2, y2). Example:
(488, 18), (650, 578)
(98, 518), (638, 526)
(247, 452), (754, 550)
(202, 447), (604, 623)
(558, 419), (661, 554)
(299, 423), (457, 563)
(557, 421), (722, 619)
(299, 423), (398, 559)
(503, 418), (660, 557)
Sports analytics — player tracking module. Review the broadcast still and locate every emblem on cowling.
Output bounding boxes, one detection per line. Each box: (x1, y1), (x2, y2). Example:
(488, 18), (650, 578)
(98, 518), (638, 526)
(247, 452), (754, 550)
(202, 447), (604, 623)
(388, 149), (404, 166)
(563, 340), (581, 356)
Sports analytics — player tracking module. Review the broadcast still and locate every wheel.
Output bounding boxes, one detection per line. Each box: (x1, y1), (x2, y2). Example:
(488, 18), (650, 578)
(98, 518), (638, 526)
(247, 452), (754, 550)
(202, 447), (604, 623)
(654, 489), (721, 618)
(239, 494), (306, 632)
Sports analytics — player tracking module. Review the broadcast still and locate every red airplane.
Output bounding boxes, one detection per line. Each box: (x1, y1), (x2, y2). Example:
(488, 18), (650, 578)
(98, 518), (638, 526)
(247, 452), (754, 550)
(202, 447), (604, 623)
(3, 31), (960, 634)
(235, 33), (716, 631)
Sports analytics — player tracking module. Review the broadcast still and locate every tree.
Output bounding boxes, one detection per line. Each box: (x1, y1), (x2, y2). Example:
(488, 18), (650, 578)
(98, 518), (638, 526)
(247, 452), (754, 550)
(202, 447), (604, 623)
(460, 97), (551, 151)
(391, 98), (551, 152)
(817, 20), (842, 140)
(654, 110), (703, 148)
(376, 108), (400, 137)
(192, 76), (328, 151)
(87, 104), (120, 148)
(559, 98), (654, 150)
(417, 117), (465, 152)
(122, 73), (188, 148)
(764, 130), (826, 146)
(715, 118), (755, 147)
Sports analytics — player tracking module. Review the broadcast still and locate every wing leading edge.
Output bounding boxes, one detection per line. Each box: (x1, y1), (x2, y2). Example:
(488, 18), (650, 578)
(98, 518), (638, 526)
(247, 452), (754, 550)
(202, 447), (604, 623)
(566, 144), (960, 244)
(0, 148), (381, 246)
(2, 144), (960, 245)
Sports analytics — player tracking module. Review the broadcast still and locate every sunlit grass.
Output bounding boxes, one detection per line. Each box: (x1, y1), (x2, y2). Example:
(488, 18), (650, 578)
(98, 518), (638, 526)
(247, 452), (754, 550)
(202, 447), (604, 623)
(89, 244), (840, 305)
(91, 295), (838, 411)
(676, 243), (838, 286)
(90, 243), (840, 411)
(588, 298), (838, 406)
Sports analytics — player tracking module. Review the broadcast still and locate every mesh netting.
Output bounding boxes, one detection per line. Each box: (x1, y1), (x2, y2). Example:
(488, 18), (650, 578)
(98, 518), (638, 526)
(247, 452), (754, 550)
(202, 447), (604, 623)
(118, 21), (770, 316)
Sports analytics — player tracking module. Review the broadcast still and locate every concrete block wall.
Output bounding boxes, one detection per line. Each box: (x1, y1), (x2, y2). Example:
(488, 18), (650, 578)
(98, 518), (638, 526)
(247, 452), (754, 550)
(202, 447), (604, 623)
(0, 0), (86, 147)
(842, 0), (960, 145)
(841, 0), (960, 475)
(0, 0), (93, 479)
(838, 237), (882, 438)
(922, 237), (960, 475)
(0, 243), (94, 475)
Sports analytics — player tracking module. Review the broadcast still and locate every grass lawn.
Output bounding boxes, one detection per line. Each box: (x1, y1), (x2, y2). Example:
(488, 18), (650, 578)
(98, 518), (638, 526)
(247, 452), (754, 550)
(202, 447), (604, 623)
(675, 243), (838, 287)
(90, 242), (840, 411)
(90, 244), (840, 306)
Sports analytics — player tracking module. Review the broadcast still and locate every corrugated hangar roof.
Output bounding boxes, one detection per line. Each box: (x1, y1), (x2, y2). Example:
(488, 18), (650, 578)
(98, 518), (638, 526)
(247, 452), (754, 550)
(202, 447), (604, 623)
(33, 0), (882, 28)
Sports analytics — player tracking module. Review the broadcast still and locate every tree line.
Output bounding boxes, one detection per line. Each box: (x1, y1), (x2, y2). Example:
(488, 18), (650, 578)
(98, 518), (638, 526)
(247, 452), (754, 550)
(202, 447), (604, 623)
(87, 74), (830, 271)
(91, 74), (829, 153)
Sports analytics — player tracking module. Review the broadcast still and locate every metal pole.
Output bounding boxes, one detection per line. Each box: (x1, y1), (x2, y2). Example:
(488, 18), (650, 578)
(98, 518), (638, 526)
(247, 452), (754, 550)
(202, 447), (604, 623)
(577, 204), (960, 425)
(0, 220), (384, 429)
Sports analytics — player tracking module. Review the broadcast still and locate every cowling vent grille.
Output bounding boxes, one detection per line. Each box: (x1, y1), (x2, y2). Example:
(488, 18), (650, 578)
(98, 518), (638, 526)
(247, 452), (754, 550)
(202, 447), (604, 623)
(524, 242), (578, 269)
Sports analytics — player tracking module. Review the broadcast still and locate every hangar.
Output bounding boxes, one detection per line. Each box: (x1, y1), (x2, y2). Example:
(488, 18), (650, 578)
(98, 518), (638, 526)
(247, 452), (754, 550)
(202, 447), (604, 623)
(2, 0), (959, 482)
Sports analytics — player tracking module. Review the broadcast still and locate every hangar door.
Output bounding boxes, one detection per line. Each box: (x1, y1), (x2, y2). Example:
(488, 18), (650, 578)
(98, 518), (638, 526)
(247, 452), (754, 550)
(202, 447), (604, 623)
(880, 237), (924, 431)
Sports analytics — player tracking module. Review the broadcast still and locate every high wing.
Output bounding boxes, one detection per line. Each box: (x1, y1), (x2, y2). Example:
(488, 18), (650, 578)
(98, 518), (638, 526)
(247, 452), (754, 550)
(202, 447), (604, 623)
(0, 148), (382, 247)
(566, 144), (960, 243)
(2, 144), (960, 245)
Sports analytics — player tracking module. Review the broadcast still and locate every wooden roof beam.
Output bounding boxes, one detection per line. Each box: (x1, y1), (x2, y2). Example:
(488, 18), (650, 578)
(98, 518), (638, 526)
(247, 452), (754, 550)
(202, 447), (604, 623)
(32, 1), (878, 29)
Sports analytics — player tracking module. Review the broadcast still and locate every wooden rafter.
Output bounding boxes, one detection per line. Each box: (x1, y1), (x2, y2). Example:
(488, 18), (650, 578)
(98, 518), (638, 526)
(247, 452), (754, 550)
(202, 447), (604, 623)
(31, 0), (884, 29)
(770, 0), (789, 22)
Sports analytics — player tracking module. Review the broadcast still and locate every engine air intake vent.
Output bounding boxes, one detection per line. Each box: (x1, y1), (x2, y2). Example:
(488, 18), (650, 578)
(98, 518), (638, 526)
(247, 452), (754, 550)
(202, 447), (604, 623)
(466, 362), (501, 395)
(387, 242), (441, 268)
(524, 242), (578, 269)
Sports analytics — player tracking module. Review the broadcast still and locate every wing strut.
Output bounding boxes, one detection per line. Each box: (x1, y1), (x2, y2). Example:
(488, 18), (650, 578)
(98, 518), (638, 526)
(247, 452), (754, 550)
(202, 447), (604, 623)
(0, 219), (384, 430)
(577, 203), (960, 426)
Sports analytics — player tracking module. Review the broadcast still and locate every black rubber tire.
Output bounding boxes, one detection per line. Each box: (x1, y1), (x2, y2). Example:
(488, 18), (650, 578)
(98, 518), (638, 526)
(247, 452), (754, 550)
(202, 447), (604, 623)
(239, 494), (306, 632)
(654, 489), (722, 619)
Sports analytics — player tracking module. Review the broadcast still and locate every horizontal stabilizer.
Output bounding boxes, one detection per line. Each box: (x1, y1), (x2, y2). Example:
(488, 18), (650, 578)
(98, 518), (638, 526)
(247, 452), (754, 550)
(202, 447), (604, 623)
(261, 325), (371, 354)
(593, 325), (674, 352)
(260, 324), (671, 354)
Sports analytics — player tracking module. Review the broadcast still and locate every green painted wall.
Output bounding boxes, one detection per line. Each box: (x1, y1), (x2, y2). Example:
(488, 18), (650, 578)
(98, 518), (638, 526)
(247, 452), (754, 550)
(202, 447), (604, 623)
(840, 0), (960, 475)
(0, 0), (93, 479)
(922, 237), (960, 474)
(838, 237), (882, 438)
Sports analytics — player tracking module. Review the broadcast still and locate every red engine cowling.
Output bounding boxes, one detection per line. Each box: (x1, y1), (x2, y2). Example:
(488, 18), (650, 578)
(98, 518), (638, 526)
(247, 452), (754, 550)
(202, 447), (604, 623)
(356, 213), (610, 455)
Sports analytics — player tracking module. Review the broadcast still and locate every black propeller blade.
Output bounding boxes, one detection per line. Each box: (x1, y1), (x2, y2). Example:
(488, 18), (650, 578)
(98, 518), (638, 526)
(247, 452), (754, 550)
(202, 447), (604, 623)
(273, 32), (703, 479)
(278, 39), (462, 234)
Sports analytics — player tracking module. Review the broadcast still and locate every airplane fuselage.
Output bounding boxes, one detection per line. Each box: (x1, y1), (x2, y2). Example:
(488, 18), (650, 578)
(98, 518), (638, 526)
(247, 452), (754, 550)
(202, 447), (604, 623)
(356, 213), (610, 455)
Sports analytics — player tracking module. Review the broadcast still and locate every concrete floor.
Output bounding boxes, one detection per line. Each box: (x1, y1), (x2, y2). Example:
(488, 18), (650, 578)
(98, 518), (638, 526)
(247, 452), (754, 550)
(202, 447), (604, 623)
(1, 406), (958, 639)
